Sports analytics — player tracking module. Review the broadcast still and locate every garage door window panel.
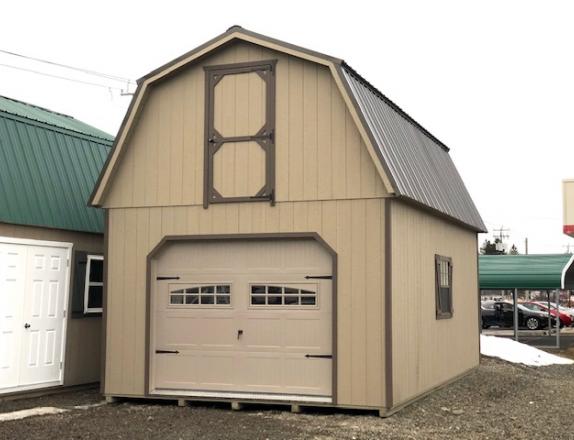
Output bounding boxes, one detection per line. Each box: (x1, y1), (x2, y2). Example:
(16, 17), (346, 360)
(169, 284), (231, 307)
(249, 284), (318, 307)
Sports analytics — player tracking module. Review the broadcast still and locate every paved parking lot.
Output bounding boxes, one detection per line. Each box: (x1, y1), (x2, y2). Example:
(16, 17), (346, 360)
(1, 357), (574, 439)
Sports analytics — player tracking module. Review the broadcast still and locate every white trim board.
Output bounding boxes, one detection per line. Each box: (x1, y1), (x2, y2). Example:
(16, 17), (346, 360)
(561, 253), (574, 289)
(0, 235), (73, 249)
(0, 380), (62, 396)
(152, 389), (332, 403)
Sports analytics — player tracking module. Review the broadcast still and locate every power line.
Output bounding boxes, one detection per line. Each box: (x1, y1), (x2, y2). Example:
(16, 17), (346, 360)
(0, 63), (127, 91)
(0, 48), (134, 84)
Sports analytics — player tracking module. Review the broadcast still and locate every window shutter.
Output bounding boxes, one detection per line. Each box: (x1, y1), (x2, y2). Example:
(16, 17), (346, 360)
(435, 257), (441, 317)
(448, 261), (454, 314)
(71, 250), (88, 318)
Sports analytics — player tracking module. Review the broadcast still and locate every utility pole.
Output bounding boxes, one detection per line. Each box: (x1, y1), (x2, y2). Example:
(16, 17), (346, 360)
(525, 237), (528, 255)
(492, 225), (510, 241)
(492, 225), (510, 253)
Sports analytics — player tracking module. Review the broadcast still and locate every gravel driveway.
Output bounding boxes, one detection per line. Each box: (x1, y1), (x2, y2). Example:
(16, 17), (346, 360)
(1, 357), (573, 439)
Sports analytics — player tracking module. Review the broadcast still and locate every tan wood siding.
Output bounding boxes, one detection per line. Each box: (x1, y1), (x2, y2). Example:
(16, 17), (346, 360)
(0, 222), (103, 387)
(390, 202), (479, 406)
(104, 200), (386, 408)
(103, 41), (386, 209)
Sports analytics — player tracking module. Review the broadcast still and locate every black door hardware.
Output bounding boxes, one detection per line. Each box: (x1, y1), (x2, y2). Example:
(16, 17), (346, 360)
(305, 354), (332, 359)
(24, 323), (31, 329)
(237, 329), (243, 339)
(156, 276), (180, 281)
(304, 275), (332, 280)
(155, 350), (180, 354)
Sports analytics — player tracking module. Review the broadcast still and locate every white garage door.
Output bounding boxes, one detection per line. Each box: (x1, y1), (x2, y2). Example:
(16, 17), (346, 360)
(151, 238), (333, 402)
(0, 237), (71, 393)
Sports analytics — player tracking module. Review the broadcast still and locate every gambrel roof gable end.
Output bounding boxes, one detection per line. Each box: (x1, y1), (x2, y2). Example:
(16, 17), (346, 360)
(90, 26), (485, 233)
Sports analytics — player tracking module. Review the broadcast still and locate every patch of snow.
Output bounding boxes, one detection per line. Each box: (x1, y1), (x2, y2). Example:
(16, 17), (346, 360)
(72, 402), (107, 410)
(0, 406), (68, 422)
(480, 335), (574, 366)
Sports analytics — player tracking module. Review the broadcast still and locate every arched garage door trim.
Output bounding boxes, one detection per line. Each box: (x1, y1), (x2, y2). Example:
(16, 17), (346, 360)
(144, 232), (338, 403)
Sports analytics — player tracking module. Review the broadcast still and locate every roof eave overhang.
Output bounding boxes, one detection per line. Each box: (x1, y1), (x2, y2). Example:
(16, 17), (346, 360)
(396, 194), (487, 233)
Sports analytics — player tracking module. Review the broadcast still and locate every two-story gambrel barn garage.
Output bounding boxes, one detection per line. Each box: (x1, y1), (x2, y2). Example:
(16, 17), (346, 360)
(90, 26), (486, 415)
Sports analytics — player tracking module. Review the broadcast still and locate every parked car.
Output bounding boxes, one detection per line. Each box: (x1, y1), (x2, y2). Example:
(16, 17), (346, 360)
(481, 301), (556, 330)
(547, 302), (574, 322)
(522, 301), (572, 327)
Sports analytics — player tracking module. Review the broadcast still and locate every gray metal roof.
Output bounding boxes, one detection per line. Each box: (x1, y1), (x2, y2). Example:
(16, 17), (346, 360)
(341, 63), (486, 232)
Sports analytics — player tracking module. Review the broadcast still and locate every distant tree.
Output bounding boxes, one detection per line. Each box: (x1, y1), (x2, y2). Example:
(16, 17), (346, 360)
(481, 238), (507, 255)
(508, 244), (519, 255)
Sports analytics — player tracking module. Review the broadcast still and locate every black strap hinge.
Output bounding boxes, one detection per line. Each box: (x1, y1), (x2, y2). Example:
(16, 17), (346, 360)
(155, 350), (180, 354)
(157, 276), (180, 281)
(304, 275), (332, 280)
(305, 354), (332, 359)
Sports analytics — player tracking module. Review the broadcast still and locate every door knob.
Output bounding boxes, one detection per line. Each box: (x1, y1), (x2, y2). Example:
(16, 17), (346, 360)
(24, 323), (31, 329)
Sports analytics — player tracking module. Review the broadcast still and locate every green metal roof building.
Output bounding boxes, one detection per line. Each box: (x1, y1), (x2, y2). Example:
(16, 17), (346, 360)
(479, 254), (574, 290)
(0, 95), (113, 233)
(0, 96), (113, 395)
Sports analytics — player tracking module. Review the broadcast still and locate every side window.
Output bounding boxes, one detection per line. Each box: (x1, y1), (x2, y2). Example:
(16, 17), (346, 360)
(204, 60), (277, 207)
(169, 284), (231, 307)
(249, 284), (317, 307)
(435, 255), (453, 319)
(84, 255), (104, 314)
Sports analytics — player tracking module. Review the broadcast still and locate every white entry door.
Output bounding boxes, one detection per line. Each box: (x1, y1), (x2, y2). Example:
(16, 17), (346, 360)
(0, 238), (71, 393)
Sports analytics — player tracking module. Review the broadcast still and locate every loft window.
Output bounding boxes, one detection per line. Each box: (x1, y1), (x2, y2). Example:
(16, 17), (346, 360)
(84, 255), (104, 314)
(204, 60), (277, 207)
(435, 255), (453, 319)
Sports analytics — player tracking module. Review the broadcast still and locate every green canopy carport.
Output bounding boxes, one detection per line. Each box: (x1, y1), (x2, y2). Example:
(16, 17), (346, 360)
(479, 254), (574, 348)
(479, 254), (574, 290)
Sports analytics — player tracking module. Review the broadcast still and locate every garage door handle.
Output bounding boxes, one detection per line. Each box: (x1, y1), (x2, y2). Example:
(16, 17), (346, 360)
(305, 354), (332, 359)
(305, 275), (332, 280)
(24, 323), (31, 329)
(155, 350), (180, 354)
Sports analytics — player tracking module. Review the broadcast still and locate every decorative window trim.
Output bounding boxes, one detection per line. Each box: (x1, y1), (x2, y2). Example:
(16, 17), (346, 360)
(249, 283), (318, 308)
(203, 59), (277, 208)
(435, 255), (453, 319)
(83, 255), (104, 314)
(168, 283), (232, 308)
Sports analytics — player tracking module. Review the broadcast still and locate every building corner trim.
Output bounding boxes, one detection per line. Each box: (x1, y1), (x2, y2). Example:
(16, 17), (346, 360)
(384, 199), (393, 409)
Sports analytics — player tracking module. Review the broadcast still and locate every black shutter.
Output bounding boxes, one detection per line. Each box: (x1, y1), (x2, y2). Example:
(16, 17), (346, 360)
(71, 250), (88, 318)
(448, 260), (454, 315)
(435, 257), (442, 318)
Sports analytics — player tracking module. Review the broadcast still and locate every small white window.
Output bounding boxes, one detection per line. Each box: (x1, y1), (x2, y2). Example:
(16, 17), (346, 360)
(84, 255), (104, 314)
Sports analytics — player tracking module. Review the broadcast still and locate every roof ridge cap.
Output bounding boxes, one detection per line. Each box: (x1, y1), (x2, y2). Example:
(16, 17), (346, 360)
(0, 109), (113, 144)
(0, 95), (74, 119)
